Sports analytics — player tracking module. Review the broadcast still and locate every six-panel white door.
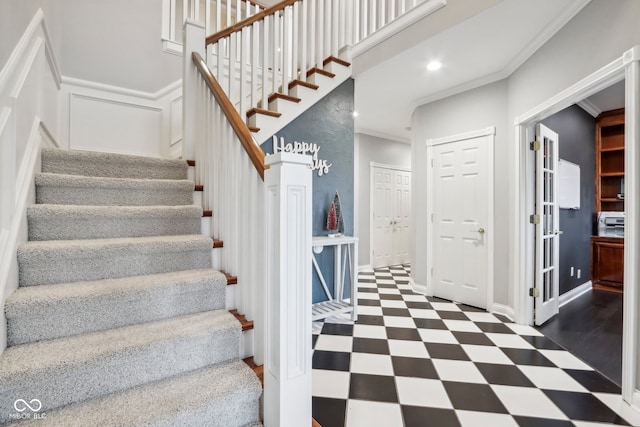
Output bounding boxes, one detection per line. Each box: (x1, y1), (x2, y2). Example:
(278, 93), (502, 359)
(429, 131), (492, 309)
(372, 166), (411, 268)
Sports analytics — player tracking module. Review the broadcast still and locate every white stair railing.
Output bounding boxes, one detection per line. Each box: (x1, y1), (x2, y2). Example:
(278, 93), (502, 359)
(182, 1), (433, 425)
(203, 0), (430, 122)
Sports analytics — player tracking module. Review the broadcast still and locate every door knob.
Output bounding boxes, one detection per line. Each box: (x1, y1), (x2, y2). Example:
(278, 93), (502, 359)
(477, 228), (485, 234)
(554, 230), (563, 235)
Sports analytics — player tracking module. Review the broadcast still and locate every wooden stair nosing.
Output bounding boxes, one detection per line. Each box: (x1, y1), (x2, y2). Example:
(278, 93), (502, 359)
(202, 210), (213, 217)
(221, 270), (238, 285)
(229, 309), (254, 331)
(246, 107), (281, 118)
(288, 79), (319, 91)
(323, 56), (350, 68)
(248, 126), (260, 133)
(213, 239), (224, 249)
(194, 184), (204, 191)
(187, 160), (196, 167)
(243, 356), (264, 387)
(307, 67), (336, 79)
(268, 92), (302, 104)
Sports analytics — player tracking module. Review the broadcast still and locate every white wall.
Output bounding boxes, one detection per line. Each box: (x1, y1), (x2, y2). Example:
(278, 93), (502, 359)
(0, 7), (61, 352)
(355, 133), (411, 267)
(411, 79), (508, 305)
(58, 0), (182, 93)
(411, 0), (640, 398)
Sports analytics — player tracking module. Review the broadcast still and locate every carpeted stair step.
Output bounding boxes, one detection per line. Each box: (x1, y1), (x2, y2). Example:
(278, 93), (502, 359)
(5, 269), (227, 345)
(0, 310), (242, 423)
(27, 205), (203, 241)
(41, 148), (188, 180)
(6, 359), (262, 427)
(18, 234), (213, 287)
(35, 173), (195, 206)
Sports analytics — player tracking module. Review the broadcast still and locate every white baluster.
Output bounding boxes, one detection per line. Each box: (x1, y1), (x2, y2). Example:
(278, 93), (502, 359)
(317, 0), (324, 67)
(251, 20), (259, 109)
(216, 0), (221, 32)
(300, 0), (308, 75)
(380, 0), (387, 27)
(282, 6), (291, 96)
(240, 28), (248, 120)
(362, 0), (368, 39)
(262, 15), (270, 109)
(194, 0), (200, 21)
(272, 13), (280, 95)
(292, 2), (299, 83)
(332, 0), (339, 57)
(205, 0), (211, 35)
(308, 0), (316, 69)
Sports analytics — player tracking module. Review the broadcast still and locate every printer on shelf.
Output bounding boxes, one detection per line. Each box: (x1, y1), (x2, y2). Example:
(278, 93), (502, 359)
(597, 211), (625, 238)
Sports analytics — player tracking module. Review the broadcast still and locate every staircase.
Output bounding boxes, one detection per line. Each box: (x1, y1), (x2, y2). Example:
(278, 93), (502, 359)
(0, 148), (262, 426)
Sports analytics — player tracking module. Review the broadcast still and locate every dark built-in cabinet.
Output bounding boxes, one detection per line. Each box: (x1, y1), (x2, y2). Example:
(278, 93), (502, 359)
(591, 109), (624, 292)
(591, 236), (624, 292)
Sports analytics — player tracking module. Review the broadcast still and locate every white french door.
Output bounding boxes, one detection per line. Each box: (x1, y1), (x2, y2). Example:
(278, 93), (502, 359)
(427, 128), (494, 309)
(371, 164), (411, 268)
(534, 123), (560, 325)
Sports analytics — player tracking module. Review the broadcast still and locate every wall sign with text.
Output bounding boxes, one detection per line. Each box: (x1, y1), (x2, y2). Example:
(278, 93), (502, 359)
(271, 135), (332, 176)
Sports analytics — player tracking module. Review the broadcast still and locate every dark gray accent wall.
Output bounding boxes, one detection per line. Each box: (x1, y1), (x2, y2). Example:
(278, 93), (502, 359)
(262, 79), (354, 303)
(541, 104), (595, 295)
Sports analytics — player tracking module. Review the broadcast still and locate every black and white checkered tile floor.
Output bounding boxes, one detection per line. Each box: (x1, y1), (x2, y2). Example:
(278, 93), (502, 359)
(312, 265), (640, 427)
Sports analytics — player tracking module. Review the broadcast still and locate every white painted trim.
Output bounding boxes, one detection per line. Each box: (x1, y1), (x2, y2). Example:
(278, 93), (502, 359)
(356, 128), (411, 145)
(61, 77), (182, 101)
(634, 391), (640, 416)
(425, 126), (495, 311)
(351, 0), (447, 59)
(163, 39), (184, 56)
(491, 303), (515, 322)
(426, 126), (496, 147)
(512, 44), (640, 408)
(576, 99), (601, 118)
(369, 161), (411, 172)
(358, 264), (372, 272)
(409, 277), (429, 296)
(559, 281), (592, 308)
(0, 9), (61, 94)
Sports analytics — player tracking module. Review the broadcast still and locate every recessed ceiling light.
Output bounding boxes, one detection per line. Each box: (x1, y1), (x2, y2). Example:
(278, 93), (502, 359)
(427, 61), (442, 71)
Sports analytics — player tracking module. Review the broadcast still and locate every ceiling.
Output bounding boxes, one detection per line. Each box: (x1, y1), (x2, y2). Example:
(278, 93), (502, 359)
(352, 0), (593, 142)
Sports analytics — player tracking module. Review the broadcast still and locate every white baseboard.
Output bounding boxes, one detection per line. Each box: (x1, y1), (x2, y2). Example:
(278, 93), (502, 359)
(492, 303), (515, 322)
(358, 264), (372, 272)
(559, 280), (592, 308)
(633, 390), (640, 419)
(409, 277), (429, 295)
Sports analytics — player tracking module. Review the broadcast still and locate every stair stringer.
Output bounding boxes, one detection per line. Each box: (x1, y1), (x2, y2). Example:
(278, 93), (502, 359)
(251, 62), (352, 145)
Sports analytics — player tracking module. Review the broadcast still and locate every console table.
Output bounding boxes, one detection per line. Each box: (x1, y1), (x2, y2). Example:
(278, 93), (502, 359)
(311, 235), (358, 321)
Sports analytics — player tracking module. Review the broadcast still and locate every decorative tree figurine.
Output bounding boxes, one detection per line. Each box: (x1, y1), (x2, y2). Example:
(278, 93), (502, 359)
(326, 202), (338, 236)
(333, 191), (345, 235)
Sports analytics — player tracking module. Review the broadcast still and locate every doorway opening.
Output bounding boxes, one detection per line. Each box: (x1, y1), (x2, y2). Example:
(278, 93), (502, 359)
(514, 46), (640, 404)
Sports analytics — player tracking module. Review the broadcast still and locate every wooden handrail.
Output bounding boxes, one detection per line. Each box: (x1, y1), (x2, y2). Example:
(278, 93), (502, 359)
(192, 52), (267, 180)
(206, 0), (297, 44)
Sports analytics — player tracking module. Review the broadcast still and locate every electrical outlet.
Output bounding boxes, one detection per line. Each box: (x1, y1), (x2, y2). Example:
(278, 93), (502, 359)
(577, 269), (581, 279)
(570, 267), (574, 277)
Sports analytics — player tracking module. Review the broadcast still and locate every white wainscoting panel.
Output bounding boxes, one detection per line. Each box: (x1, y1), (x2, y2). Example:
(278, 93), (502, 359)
(69, 94), (163, 157)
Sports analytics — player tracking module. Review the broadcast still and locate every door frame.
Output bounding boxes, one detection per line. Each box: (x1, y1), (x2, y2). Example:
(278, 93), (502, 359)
(425, 126), (495, 310)
(513, 46), (640, 405)
(369, 162), (411, 268)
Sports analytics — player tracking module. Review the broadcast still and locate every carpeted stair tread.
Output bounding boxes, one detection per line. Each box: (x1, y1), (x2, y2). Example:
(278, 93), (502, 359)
(18, 234), (213, 286)
(6, 269), (227, 345)
(0, 310), (242, 422)
(35, 173), (195, 206)
(41, 148), (189, 180)
(7, 360), (262, 427)
(27, 204), (203, 240)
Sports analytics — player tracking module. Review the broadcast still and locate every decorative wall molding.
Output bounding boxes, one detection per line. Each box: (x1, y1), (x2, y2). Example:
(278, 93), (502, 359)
(60, 77), (182, 158)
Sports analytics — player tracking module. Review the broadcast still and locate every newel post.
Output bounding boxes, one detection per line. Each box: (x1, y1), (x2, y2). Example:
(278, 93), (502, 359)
(264, 152), (313, 427)
(182, 19), (205, 161)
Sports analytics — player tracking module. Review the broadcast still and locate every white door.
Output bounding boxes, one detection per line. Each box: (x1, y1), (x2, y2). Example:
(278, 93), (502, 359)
(534, 123), (560, 325)
(428, 129), (493, 309)
(371, 165), (411, 268)
(392, 170), (411, 265)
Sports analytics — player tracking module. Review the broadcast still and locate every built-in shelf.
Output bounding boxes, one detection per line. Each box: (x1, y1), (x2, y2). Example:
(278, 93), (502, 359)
(596, 109), (625, 212)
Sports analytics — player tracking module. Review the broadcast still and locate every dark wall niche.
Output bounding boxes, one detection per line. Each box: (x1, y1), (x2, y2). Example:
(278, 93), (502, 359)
(262, 79), (355, 303)
(541, 104), (596, 295)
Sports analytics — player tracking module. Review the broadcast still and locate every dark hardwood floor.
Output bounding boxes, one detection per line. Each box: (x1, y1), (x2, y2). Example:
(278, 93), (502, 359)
(538, 289), (623, 386)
